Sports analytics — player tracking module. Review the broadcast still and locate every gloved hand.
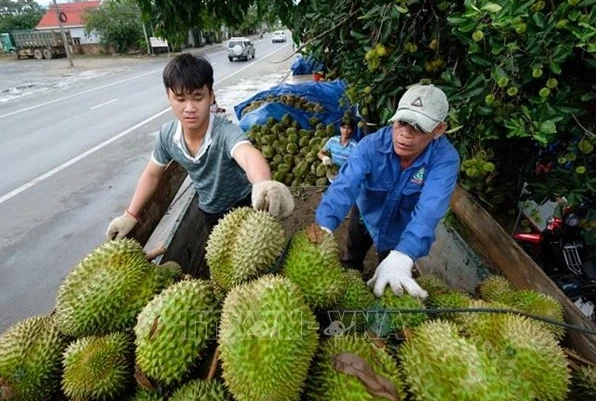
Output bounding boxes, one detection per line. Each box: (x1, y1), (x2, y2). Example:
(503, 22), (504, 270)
(322, 156), (332, 166)
(320, 226), (332, 234)
(366, 250), (428, 300)
(252, 180), (295, 219)
(106, 211), (139, 240)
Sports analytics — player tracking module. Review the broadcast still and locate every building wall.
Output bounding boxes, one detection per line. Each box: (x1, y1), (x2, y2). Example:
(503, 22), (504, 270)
(36, 26), (100, 45)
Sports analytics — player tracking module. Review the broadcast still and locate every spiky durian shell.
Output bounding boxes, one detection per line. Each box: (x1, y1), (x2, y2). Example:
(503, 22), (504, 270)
(169, 380), (230, 401)
(134, 279), (219, 387)
(127, 387), (165, 401)
(54, 239), (169, 337)
(569, 365), (596, 400)
(331, 269), (375, 332)
(281, 225), (346, 309)
(416, 274), (450, 298)
(399, 319), (525, 401)
(308, 334), (407, 401)
(370, 289), (426, 336)
(490, 314), (570, 401)
(206, 207), (286, 298)
(0, 316), (66, 401)
(218, 275), (319, 401)
(505, 289), (565, 340)
(477, 275), (517, 302)
(61, 332), (133, 401)
(426, 290), (473, 320)
(155, 261), (183, 287)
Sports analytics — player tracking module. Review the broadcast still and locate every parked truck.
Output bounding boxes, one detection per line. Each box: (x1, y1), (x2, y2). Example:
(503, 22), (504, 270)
(0, 30), (72, 60)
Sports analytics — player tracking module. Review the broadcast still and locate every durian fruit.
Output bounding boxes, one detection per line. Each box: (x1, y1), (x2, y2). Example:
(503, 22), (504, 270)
(415, 273), (450, 298)
(155, 261), (183, 287)
(126, 387), (165, 401)
(426, 290), (473, 321)
(281, 224), (347, 309)
(206, 207), (286, 298)
(569, 365), (596, 400)
(134, 279), (219, 387)
(506, 289), (565, 340)
(370, 289), (426, 336)
(454, 299), (511, 341)
(218, 275), (319, 401)
(308, 334), (407, 401)
(54, 239), (176, 337)
(477, 275), (516, 302)
(489, 314), (570, 401)
(331, 269), (375, 332)
(169, 380), (230, 401)
(0, 316), (66, 401)
(62, 332), (133, 401)
(399, 319), (525, 401)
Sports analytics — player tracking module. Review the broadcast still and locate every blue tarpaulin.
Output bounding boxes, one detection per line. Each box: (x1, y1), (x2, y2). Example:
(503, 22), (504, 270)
(234, 79), (363, 141)
(290, 55), (324, 75)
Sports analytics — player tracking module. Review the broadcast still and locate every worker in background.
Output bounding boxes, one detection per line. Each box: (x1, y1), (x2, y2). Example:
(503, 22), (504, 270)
(315, 84), (460, 300)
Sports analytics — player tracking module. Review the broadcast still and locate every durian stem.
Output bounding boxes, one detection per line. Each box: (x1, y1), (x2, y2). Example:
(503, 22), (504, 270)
(144, 246), (167, 262)
(207, 348), (221, 380)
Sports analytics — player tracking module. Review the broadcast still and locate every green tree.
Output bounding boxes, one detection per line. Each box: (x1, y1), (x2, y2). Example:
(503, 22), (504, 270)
(0, 0), (44, 32)
(84, 0), (144, 54)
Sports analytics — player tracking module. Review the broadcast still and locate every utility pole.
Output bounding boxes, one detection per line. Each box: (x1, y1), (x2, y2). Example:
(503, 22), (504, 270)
(141, 21), (152, 55)
(52, 0), (74, 67)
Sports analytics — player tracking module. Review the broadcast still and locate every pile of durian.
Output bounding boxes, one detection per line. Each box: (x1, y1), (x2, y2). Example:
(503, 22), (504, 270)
(241, 94), (326, 116)
(1, 208), (595, 401)
(246, 113), (341, 187)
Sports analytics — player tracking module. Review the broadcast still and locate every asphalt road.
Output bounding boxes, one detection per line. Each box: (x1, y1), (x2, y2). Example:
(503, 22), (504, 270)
(0, 35), (295, 333)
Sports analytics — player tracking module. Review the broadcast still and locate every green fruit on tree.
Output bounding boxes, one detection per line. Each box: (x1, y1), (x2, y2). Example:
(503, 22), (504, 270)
(472, 30), (485, 41)
(62, 332), (133, 401)
(547, 78), (559, 89)
(484, 94), (495, 105)
(539, 87), (551, 98)
(0, 316), (66, 401)
(507, 87), (519, 96)
(219, 275), (319, 401)
(576, 166), (586, 174)
(134, 279), (219, 386)
(578, 139), (593, 154)
(532, 68), (543, 78)
(281, 224), (347, 309)
(497, 77), (509, 88)
(206, 207), (286, 297)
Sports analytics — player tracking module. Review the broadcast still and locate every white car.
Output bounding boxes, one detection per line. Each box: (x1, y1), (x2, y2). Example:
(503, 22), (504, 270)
(272, 31), (286, 43)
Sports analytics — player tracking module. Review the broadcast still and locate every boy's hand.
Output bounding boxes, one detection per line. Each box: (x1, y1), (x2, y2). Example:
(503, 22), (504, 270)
(252, 180), (295, 219)
(322, 156), (332, 166)
(106, 211), (139, 240)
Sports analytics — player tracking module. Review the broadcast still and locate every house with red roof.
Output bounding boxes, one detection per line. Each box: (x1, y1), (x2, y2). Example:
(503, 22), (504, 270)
(36, 1), (102, 46)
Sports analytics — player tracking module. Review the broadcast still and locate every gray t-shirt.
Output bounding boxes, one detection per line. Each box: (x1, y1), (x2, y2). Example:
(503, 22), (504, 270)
(151, 114), (252, 214)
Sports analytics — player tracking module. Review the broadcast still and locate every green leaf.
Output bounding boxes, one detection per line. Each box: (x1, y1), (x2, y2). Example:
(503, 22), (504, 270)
(470, 53), (493, 67)
(532, 13), (546, 29)
(447, 15), (469, 26)
(550, 61), (562, 74)
(539, 121), (557, 135)
(581, 93), (596, 102)
(578, 0), (596, 7)
(481, 3), (503, 13)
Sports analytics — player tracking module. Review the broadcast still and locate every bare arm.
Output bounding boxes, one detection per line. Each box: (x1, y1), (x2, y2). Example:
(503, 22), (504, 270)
(318, 148), (329, 161)
(232, 143), (271, 183)
(127, 161), (166, 216)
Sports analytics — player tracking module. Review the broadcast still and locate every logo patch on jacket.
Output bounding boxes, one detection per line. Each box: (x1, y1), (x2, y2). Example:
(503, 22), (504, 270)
(410, 167), (425, 185)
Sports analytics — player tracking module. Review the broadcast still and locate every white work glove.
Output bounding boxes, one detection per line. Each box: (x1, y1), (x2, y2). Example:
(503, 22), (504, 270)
(252, 180), (295, 219)
(367, 250), (428, 300)
(322, 156), (332, 166)
(106, 211), (139, 240)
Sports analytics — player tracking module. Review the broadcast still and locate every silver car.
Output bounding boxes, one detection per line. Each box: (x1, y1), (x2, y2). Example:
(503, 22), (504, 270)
(227, 37), (255, 61)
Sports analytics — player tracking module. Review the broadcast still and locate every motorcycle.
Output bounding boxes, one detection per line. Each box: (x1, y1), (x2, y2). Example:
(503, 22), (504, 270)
(513, 194), (596, 320)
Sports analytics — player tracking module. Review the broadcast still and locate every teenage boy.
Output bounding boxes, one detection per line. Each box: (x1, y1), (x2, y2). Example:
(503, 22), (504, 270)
(107, 54), (294, 246)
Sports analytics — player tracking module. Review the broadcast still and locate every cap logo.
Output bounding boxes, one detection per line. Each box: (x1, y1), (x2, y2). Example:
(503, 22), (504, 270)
(411, 97), (423, 107)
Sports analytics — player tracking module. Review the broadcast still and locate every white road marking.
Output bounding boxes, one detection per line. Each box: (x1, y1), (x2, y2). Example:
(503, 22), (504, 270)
(0, 69), (161, 120)
(0, 43), (292, 204)
(90, 98), (118, 110)
(0, 108), (171, 205)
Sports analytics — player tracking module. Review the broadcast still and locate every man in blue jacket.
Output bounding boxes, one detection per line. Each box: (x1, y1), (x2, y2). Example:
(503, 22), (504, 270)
(316, 84), (460, 300)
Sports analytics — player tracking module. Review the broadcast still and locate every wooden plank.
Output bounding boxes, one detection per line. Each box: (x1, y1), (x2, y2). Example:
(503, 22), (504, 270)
(129, 161), (187, 247)
(449, 185), (596, 364)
